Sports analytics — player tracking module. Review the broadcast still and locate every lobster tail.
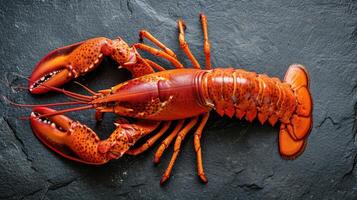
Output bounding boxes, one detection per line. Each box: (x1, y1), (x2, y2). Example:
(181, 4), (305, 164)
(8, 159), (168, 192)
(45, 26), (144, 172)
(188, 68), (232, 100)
(201, 66), (313, 159)
(279, 64), (312, 159)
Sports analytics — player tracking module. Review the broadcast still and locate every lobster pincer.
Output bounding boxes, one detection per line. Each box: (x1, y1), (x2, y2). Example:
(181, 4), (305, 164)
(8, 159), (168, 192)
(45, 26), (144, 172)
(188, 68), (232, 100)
(30, 106), (160, 164)
(29, 34), (184, 94)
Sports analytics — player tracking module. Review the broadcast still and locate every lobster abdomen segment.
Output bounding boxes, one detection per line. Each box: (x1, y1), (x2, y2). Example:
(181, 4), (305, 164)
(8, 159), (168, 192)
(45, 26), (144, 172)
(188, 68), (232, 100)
(202, 68), (297, 125)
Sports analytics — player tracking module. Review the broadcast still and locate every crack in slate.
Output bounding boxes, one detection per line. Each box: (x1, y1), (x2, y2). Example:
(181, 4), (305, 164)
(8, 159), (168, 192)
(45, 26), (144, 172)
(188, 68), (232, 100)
(116, 191), (130, 197)
(351, 27), (357, 40)
(353, 101), (357, 143)
(228, 170), (268, 191)
(130, 183), (146, 188)
(2, 117), (38, 172)
(236, 183), (263, 190)
(350, 83), (357, 95)
(299, 185), (312, 199)
(234, 168), (245, 175)
(316, 116), (340, 128)
(262, 173), (274, 182)
(47, 176), (80, 191)
(126, 0), (133, 16)
(348, 101), (357, 184)
(3, 188), (43, 200)
(40, 176), (83, 199)
(3, 118), (29, 157)
(19, 188), (45, 200)
(341, 151), (357, 182)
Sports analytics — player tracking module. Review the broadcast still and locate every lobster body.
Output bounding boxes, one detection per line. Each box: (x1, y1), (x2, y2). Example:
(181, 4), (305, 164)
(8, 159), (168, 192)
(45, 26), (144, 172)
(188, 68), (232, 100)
(94, 68), (304, 127)
(28, 66), (312, 177)
(91, 66), (311, 159)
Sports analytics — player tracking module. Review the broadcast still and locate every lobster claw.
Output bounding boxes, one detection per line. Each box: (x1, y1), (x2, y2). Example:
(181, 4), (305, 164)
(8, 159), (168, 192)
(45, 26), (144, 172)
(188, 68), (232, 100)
(28, 37), (121, 94)
(29, 106), (107, 164)
(29, 41), (85, 94)
(30, 107), (160, 164)
(28, 36), (162, 94)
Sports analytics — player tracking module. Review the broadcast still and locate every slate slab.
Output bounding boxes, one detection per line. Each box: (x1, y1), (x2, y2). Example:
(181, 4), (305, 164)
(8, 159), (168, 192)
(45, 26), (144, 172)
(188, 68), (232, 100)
(0, 0), (356, 199)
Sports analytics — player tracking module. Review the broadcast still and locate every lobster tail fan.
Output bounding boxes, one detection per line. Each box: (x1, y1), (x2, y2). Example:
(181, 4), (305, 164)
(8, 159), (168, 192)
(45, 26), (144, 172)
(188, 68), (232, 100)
(279, 64), (313, 159)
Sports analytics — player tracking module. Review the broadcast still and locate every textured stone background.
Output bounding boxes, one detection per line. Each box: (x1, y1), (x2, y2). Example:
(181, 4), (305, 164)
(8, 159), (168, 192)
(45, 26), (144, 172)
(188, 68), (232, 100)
(0, 0), (357, 199)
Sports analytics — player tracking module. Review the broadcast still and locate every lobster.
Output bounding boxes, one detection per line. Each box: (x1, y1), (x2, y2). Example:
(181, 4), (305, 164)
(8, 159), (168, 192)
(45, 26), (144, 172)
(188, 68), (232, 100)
(24, 14), (313, 184)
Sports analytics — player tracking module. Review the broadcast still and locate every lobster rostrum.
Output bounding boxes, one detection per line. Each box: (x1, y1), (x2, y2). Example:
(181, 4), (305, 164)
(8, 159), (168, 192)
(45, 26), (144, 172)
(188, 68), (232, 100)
(26, 14), (313, 184)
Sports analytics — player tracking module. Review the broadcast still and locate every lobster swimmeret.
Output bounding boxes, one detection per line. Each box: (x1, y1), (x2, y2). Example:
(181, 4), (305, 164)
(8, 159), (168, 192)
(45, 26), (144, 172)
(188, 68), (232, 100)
(26, 14), (313, 184)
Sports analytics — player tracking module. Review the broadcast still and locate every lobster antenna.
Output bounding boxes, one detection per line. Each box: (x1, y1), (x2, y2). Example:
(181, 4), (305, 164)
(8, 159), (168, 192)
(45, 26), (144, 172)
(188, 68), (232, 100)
(12, 73), (93, 102)
(3, 95), (88, 107)
(20, 105), (94, 120)
(74, 81), (98, 95)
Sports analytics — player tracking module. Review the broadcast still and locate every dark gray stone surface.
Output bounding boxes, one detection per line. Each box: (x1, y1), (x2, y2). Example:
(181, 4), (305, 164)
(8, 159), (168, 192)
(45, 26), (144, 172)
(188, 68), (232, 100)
(0, 0), (356, 199)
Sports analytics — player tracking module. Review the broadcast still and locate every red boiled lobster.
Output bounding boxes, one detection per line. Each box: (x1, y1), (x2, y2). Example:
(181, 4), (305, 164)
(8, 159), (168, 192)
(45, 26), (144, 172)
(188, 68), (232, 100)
(25, 14), (312, 184)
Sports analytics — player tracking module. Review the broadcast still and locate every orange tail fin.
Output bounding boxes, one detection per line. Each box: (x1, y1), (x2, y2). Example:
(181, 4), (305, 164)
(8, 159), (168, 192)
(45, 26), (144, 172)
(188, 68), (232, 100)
(279, 64), (313, 159)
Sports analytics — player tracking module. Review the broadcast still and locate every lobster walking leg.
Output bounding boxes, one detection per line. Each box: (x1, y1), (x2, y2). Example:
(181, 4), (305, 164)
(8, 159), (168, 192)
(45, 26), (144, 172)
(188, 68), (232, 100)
(155, 15), (212, 183)
(194, 112), (210, 183)
(178, 20), (201, 69)
(139, 30), (177, 58)
(134, 43), (184, 69)
(122, 56), (156, 78)
(126, 121), (172, 156)
(200, 13), (212, 69)
(154, 120), (185, 164)
(144, 59), (166, 71)
(160, 117), (199, 184)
